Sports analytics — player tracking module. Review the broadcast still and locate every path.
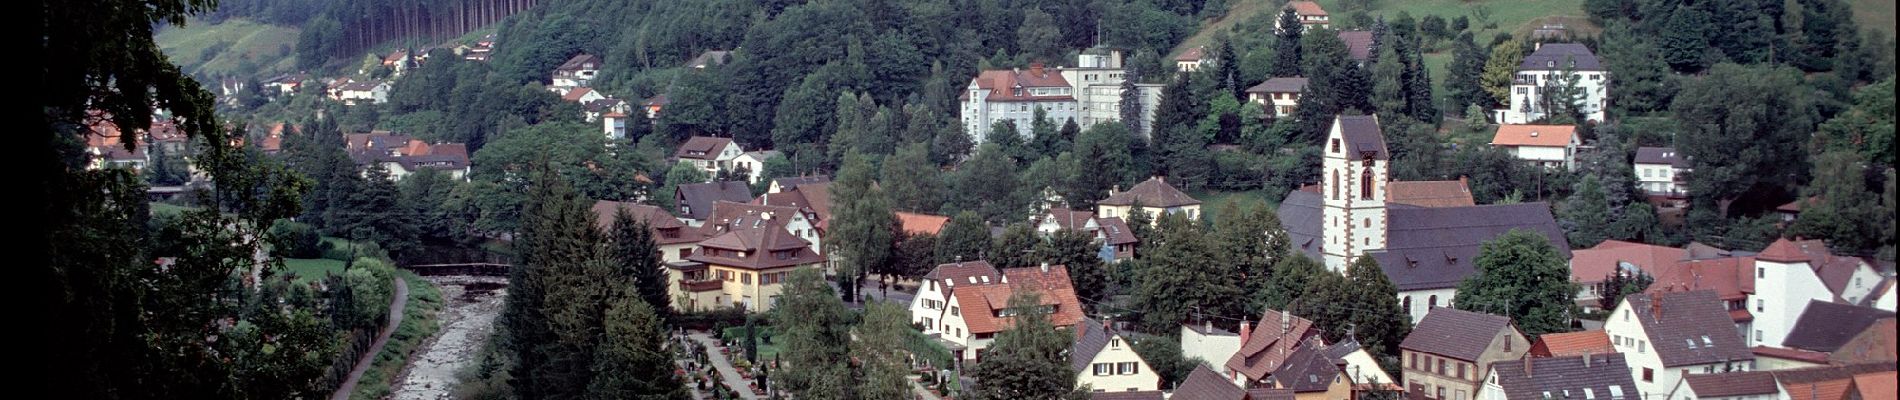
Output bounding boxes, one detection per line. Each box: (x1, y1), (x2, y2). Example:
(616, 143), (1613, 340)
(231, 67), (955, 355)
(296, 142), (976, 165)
(910, 380), (944, 400)
(391, 276), (508, 400)
(687, 332), (764, 400)
(331, 276), (410, 400)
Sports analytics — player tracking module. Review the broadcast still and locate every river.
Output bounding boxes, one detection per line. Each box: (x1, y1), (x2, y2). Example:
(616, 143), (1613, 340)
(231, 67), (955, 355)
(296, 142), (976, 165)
(389, 276), (508, 400)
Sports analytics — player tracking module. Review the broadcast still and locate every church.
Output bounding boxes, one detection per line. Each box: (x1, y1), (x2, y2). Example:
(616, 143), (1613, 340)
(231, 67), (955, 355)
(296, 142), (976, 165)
(1278, 115), (1571, 323)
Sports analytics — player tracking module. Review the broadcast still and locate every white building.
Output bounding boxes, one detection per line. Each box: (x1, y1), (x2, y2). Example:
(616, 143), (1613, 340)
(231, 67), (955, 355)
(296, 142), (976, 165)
(1071, 318), (1161, 393)
(729, 151), (778, 184)
(1749, 238), (1891, 348)
(1603, 290), (1756, 400)
(673, 136), (743, 178)
(551, 53), (602, 88)
(910, 261), (1001, 336)
(603, 112), (629, 141)
(705, 201), (821, 256)
(960, 63), (1077, 142)
(333, 80), (390, 105)
(1490, 124), (1580, 170)
(1634, 147), (1690, 199)
(1175, 47), (1206, 72)
(1179, 323), (1243, 375)
(924, 264), (1084, 361)
(1277, 1), (1331, 32)
(1059, 48), (1164, 137)
(1245, 77), (1308, 118)
(1495, 43), (1608, 124)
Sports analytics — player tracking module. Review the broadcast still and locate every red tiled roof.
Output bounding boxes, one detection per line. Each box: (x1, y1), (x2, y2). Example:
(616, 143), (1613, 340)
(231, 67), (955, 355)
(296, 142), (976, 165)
(1648, 256), (1755, 301)
(1758, 238), (1816, 263)
(895, 212), (950, 236)
(1783, 377), (1855, 400)
(961, 67), (1074, 102)
(1777, 197), (1820, 213)
(1570, 240), (1686, 284)
(1286, 1), (1328, 16)
(1491, 124), (1578, 147)
(1852, 371), (1896, 400)
(1387, 180), (1476, 208)
(1683, 371), (1782, 398)
(561, 87), (596, 102)
(1531, 330), (1614, 357)
(1175, 47), (1205, 62)
(1828, 318), (1896, 364)
(1751, 346), (1832, 364)
(951, 265), (1083, 334)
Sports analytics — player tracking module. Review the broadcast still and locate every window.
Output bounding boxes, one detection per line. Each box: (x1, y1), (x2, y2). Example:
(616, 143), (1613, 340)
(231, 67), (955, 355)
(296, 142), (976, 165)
(1439, 387), (1447, 400)
(1364, 218), (1371, 228)
(1609, 386), (1624, 400)
(1438, 359), (1447, 375)
(1410, 353), (1418, 369)
(1361, 169), (1374, 199)
(741, 273), (752, 285)
(1333, 170), (1341, 200)
(1429, 295), (1439, 308)
(1504, 337), (1512, 352)
(1517, 87), (1528, 95)
(1458, 363), (1467, 379)
(1639, 340), (1646, 353)
(1111, 338), (1122, 348)
(1332, 139), (1341, 153)
(1756, 299), (1764, 312)
(1118, 362), (1138, 375)
(1585, 389), (1595, 399)
(1755, 330), (1763, 342)
(951, 306), (960, 316)
(1403, 296), (1412, 312)
(1757, 267), (1764, 278)
(1094, 363), (1112, 376)
(1642, 368), (1653, 382)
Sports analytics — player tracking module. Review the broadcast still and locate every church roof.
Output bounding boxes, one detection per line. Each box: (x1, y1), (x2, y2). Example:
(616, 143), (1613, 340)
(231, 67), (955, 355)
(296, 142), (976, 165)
(1280, 190), (1570, 291)
(1334, 115), (1388, 160)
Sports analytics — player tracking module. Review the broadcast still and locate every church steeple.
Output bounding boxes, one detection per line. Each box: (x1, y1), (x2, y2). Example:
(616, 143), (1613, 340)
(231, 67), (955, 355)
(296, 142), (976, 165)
(1319, 115), (1389, 272)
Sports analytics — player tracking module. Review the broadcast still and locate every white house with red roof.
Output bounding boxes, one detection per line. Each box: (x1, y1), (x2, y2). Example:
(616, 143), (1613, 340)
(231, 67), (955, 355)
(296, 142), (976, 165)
(1277, 1), (1331, 32)
(925, 263), (1084, 361)
(1750, 238), (1891, 348)
(1491, 124), (1580, 169)
(1604, 290), (1757, 400)
(961, 63), (1078, 142)
(1572, 240), (1687, 311)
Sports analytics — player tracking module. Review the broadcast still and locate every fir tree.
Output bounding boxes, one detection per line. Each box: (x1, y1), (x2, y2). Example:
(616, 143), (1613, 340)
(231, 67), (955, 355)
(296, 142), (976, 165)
(611, 208), (671, 324)
(585, 297), (690, 399)
(1271, 8), (1305, 78)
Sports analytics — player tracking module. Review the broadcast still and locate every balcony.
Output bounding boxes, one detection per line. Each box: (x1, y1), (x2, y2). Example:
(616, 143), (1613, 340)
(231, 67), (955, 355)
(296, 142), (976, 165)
(680, 279), (722, 292)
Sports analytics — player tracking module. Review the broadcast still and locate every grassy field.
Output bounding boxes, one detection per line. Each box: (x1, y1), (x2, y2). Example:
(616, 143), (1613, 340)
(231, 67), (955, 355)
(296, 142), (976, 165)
(150, 202), (198, 215)
(1850, 0), (1896, 37)
(155, 18), (300, 78)
(284, 258), (346, 283)
(1189, 189), (1280, 224)
(1307, 0), (1591, 44)
(1174, 0), (1276, 57)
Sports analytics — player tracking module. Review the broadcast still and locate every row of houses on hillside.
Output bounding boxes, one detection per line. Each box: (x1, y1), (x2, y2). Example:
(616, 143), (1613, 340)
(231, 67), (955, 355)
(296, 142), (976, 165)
(342, 131), (471, 180)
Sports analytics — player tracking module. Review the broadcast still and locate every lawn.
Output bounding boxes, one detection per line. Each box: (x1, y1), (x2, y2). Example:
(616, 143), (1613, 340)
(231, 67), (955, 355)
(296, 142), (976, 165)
(1307, 0), (1591, 44)
(1174, 0), (1276, 57)
(155, 18), (301, 77)
(720, 326), (783, 361)
(1850, 0), (1896, 37)
(1189, 189), (1280, 224)
(284, 258), (346, 283)
(150, 202), (198, 216)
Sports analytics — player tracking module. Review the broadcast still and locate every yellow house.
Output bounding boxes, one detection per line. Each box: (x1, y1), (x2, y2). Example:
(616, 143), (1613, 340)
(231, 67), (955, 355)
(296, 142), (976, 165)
(1096, 176), (1202, 225)
(680, 222), (823, 313)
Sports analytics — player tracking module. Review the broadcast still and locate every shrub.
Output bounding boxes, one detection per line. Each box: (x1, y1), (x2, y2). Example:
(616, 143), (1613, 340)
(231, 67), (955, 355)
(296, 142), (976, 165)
(268, 219), (322, 258)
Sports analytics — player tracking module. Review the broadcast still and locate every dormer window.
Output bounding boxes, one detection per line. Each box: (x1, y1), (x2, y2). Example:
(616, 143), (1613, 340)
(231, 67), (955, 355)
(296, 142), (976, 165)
(1546, 60), (1556, 68)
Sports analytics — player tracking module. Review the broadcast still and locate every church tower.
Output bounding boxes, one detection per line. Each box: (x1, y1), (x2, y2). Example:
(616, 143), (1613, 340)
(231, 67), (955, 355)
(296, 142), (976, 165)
(1320, 115), (1390, 272)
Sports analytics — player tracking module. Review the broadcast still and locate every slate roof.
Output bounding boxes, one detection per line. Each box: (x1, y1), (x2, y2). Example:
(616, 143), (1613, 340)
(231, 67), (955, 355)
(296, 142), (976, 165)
(791, 182), (834, 224)
(923, 261), (1001, 284)
(674, 136), (734, 160)
(1532, 330), (1615, 358)
(1402, 308), (1516, 361)
(589, 200), (707, 245)
(675, 181), (754, 221)
(1246, 77), (1310, 94)
(687, 224), (822, 270)
(1624, 290), (1755, 367)
(1371, 202), (1569, 291)
(1099, 177), (1201, 208)
(1174, 365), (1248, 399)
(1226, 309), (1319, 382)
(1042, 207), (1098, 231)
(1334, 115), (1389, 160)
(706, 201), (808, 234)
(1090, 391), (1164, 400)
(1783, 301), (1895, 352)
(1570, 240), (1685, 285)
(1682, 371), (1781, 398)
(1266, 337), (1346, 393)
(1518, 43), (1602, 71)
(1281, 191), (1327, 261)
(688, 50), (731, 68)
(1488, 353), (1637, 400)
(1387, 180), (1476, 208)
(961, 66), (1074, 102)
(1338, 31), (1375, 61)
(1175, 47), (1206, 62)
(1491, 124), (1578, 147)
(1071, 318), (1113, 370)
(555, 53), (602, 72)
(1096, 217), (1139, 245)
(1634, 147), (1689, 168)
(771, 175), (830, 192)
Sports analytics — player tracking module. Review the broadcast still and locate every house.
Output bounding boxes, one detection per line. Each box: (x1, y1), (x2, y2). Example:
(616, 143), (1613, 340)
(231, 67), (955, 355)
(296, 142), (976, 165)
(688, 50), (731, 69)
(1495, 43), (1608, 124)
(1036, 207), (1098, 236)
(755, 181), (834, 231)
(769, 175), (829, 194)
(1634, 147), (1691, 202)
(961, 63), (1079, 141)
(560, 87), (606, 104)
(332, 80), (390, 105)
(1666, 363), (1898, 400)
(1604, 290), (1756, 400)
(1386, 178), (1476, 208)
(1827, 317), (1896, 365)
(1097, 176), (1202, 224)
(1751, 238), (1893, 348)
(1337, 31), (1375, 63)
(729, 151), (777, 184)
(679, 220), (824, 312)
(1528, 330), (1616, 358)
(1072, 318), (1162, 393)
(343, 131), (470, 180)
(551, 53), (602, 88)
(1223, 309), (1317, 386)
(1246, 77), (1308, 118)
(1571, 240), (1687, 311)
(705, 201), (822, 256)
(1400, 308), (1530, 400)
(1175, 364), (1297, 400)
(1319, 339), (1398, 393)
(1176, 47), (1207, 72)
(582, 98), (629, 122)
(1280, 115), (1570, 319)
(1749, 346), (1832, 371)
(896, 212), (950, 237)
(602, 112), (630, 140)
(1781, 301), (1895, 355)
(1277, 1), (1331, 32)
(1094, 217), (1139, 263)
(590, 200), (711, 264)
(1668, 371), (1781, 400)
(381, 50), (411, 75)
(1773, 198), (1819, 223)
(911, 261), (1002, 337)
(1645, 254), (1757, 345)
(673, 181), (753, 225)
(642, 94), (669, 120)
(673, 136), (744, 178)
(928, 264), (1085, 361)
(264, 73), (310, 95)
(1182, 322), (1244, 375)
(1262, 338), (1358, 400)
(1490, 124), (1580, 170)
(1059, 48), (1165, 136)
(1478, 353), (1639, 400)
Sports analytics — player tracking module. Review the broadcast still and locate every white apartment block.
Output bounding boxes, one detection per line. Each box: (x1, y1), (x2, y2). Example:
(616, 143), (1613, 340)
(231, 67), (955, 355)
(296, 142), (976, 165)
(1495, 43), (1608, 124)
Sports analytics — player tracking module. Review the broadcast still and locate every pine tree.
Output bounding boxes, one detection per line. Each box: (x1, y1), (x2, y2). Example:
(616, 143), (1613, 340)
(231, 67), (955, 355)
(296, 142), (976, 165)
(1272, 8), (1305, 78)
(1446, 32), (1491, 111)
(1371, 44), (1408, 119)
(611, 208), (671, 323)
(968, 292), (1093, 400)
(1407, 52), (1439, 123)
(1216, 35), (1242, 100)
(1793, 0), (1854, 73)
(1453, 230), (1579, 336)
(1659, 4), (1714, 73)
(585, 297), (690, 399)
(504, 165), (604, 399)
(1120, 66), (1146, 135)
(1595, 269), (1654, 312)
(1560, 175), (1612, 248)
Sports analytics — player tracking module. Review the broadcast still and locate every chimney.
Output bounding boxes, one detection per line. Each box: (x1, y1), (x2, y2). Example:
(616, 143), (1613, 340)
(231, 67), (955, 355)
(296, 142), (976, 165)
(1040, 262), (1050, 273)
(1525, 358), (1535, 377)
(1584, 352), (1591, 368)
(1651, 294), (1664, 320)
(1111, 185), (1120, 195)
(1240, 321), (1254, 343)
(1029, 62), (1045, 77)
(1281, 310), (1292, 334)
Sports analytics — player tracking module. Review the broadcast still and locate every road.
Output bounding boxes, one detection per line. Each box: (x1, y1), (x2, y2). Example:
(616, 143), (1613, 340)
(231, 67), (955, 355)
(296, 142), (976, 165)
(330, 276), (409, 400)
